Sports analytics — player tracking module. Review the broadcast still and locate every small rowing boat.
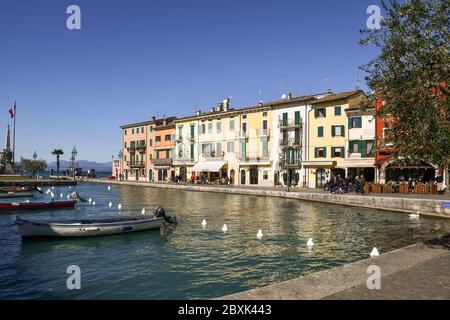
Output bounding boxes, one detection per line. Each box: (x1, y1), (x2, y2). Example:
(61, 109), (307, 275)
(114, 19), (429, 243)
(0, 199), (77, 212)
(16, 216), (166, 238)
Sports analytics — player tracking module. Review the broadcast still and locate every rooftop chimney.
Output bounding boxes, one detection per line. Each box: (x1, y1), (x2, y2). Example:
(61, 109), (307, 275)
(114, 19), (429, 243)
(196, 110), (202, 115)
(223, 98), (230, 111)
(163, 118), (167, 126)
(210, 107), (215, 113)
(288, 93), (292, 99)
(217, 103), (223, 112)
(151, 116), (156, 122)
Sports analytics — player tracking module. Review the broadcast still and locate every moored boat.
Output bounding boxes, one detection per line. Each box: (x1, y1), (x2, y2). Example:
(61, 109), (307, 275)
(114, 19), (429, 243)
(0, 199), (77, 212)
(16, 216), (165, 238)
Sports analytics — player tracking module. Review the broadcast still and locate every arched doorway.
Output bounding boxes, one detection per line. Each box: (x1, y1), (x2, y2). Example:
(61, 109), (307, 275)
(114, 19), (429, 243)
(240, 170), (246, 185)
(230, 169), (235, 185)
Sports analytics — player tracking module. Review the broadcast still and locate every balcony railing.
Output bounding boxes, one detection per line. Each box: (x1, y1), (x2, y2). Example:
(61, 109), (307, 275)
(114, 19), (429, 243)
(151, 158), (172, 166)
(278, 119), (302, 129)
(176, 135), (195, 143)
(237, 153), (270, 163)
(256, 129), (270, 137)
(348, 151), (375, 159)
(236, 130), (249, 139)
(279, 138), (302, 148)
(127, 161), (145, 168)
(201, 151), (224, 160)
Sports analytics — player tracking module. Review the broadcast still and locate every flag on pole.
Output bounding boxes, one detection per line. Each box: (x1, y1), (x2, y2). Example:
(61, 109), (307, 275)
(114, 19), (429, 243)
(9, 102), (15, 118)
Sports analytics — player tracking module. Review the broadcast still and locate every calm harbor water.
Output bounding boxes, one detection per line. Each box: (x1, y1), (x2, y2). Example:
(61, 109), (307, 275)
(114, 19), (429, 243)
(0, 183), (449, 300)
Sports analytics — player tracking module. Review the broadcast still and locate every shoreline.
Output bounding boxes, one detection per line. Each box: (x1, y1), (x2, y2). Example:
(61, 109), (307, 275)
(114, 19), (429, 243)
(85, 179), (450, 219)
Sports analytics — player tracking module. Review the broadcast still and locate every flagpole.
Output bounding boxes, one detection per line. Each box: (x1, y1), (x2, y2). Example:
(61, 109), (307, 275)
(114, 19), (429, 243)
(13, 101), (16, 165)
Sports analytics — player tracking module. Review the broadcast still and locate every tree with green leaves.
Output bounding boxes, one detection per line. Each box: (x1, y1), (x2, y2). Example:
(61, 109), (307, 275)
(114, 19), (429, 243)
(360, 0), (449, 183)
(22, 159), (47, 178)
(51, 149), (64, 177)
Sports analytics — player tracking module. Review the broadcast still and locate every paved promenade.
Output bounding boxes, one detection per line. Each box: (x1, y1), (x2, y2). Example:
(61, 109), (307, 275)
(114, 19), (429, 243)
(220, 235), (450, 300)
(86, 179), (450, 219)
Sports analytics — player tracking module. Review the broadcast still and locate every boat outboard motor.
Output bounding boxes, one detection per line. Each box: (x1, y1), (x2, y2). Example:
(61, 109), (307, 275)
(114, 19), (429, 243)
(154, 206), (177, 224)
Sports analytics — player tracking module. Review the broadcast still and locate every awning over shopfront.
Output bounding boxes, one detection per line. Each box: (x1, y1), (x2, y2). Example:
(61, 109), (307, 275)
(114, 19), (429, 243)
(302, 161), (336, 167)
(192, 161), (227, 172)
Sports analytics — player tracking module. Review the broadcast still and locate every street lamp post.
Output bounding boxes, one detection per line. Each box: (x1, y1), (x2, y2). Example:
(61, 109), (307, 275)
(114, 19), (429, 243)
(71, 146), (77, 181)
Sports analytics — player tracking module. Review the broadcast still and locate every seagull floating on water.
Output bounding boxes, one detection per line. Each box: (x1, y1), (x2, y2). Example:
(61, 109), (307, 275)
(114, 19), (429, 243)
(60, 193), (63, 198)
(409, 211), (420, 220)
(307, 238), (315, 247)
(141, 208), (146, 215)
(201, 219), (207, 227)
(118, 203), (122, 210)
(108, 202), (112, 208)
(88, 198), (92, 203)
(50, 192), (55, 198)
(257, 229), (263, 239)
(108, 185), (111, 191)
(222, 224), (228, 233)
(92, 201), (96, 206)
(370, 247), (380, 257)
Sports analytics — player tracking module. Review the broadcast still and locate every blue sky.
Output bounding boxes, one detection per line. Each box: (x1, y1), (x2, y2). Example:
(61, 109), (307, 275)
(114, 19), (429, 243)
(0, 0), (380, 163)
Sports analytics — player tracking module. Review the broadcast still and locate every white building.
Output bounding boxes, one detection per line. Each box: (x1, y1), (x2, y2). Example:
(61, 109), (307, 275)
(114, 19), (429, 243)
(271, 93), (329, 188)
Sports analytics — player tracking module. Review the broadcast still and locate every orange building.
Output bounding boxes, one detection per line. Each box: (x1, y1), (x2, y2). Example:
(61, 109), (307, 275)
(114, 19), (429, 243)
(149, 117), (176, 182)
(119, 116), (176, 182)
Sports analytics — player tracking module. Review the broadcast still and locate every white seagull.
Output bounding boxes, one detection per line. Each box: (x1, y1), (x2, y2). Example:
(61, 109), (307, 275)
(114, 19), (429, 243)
(257, 229), (263, 239)
(201, 219), (207, 227)
(370, 247), (380, 257)
(92, 201), (96, 206)
(307, 238), (315, 247)
(108, 185), (111, 191)
(222, 224), (228, 233)
(141, 208), (146, 215)
(118, 203), (122, 210)
(108, 201), (112, 208)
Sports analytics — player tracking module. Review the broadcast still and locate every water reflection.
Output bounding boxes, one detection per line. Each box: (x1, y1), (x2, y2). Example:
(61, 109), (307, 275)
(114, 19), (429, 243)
(0, 182), (449, 299)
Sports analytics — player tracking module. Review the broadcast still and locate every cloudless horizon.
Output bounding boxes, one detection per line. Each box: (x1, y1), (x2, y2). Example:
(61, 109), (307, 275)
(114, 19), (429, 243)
(0, 0), (381, 163)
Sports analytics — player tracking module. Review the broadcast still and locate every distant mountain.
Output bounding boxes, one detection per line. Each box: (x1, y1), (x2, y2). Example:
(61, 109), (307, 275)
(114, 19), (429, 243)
(47, 160), (112, 171)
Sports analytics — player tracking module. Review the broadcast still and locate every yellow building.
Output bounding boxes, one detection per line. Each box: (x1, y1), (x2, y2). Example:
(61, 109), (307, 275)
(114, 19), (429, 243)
(304, 90), (366, 188)
(236, 104), (273, 186)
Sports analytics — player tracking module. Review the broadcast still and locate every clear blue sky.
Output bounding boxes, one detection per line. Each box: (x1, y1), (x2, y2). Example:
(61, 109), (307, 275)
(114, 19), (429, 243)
(0, 0), (380, 163)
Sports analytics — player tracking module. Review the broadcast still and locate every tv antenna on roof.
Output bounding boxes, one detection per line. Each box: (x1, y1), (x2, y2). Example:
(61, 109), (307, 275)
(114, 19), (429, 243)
(278, 75), (292, 99)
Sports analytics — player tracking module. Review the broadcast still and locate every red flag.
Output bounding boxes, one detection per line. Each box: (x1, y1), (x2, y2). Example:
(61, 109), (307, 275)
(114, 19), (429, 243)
(9, 108), (14, 118)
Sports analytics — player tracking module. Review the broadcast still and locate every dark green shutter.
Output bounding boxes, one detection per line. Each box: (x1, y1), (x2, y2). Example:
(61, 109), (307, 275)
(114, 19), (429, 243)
(314, 148), (318, 158)
(331, 126), (335, 137)
(323, 147), (327, 158)
(341, 125), (345, 137)
(331, 148), (335, 157)
(323, 108), (326, 118)
(295, 111), (300, 124)
(348, 117), (352, 129)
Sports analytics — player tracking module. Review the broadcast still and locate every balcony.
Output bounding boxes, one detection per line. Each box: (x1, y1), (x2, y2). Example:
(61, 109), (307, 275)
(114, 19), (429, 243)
(127, 146), (137, 153)
(200, 151), (225, 160)
(127, 161), (145, 168)
(151, 158), (172, 166)
(237, 153), (270, 164)
(280, 159), (302, 169)
(176, 135), (195, 144)
(136, 146), (146, 153)
(236, 130), (249, 139)
(173, 158), (196, 166)
(278, 119), (302, 129)
(257, 129), (270, 137)
(279, 138), (302, 148)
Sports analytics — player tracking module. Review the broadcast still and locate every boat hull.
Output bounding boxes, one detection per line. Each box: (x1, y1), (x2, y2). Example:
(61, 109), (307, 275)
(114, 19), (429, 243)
(17, 216), (165, 238)
(0, 200), (77, 212)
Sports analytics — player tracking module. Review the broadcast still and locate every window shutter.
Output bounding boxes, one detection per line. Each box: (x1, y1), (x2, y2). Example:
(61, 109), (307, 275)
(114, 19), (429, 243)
(295, 111), (300, 124)
(323, 147), (327, 158)
(314, 148), (318, 158)
(358, 140), (364, 153)
(348, 118), (352, 129)
(341, 125), (345, 137)
(331, 148), (335, 157)
(323, 108), (326, 118)
(314, 109), (318, 118)
(331, 126), (335, 137)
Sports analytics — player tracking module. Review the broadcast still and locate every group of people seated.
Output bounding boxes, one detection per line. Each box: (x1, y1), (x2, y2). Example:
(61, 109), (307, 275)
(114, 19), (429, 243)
(322, 175), (366, 195)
